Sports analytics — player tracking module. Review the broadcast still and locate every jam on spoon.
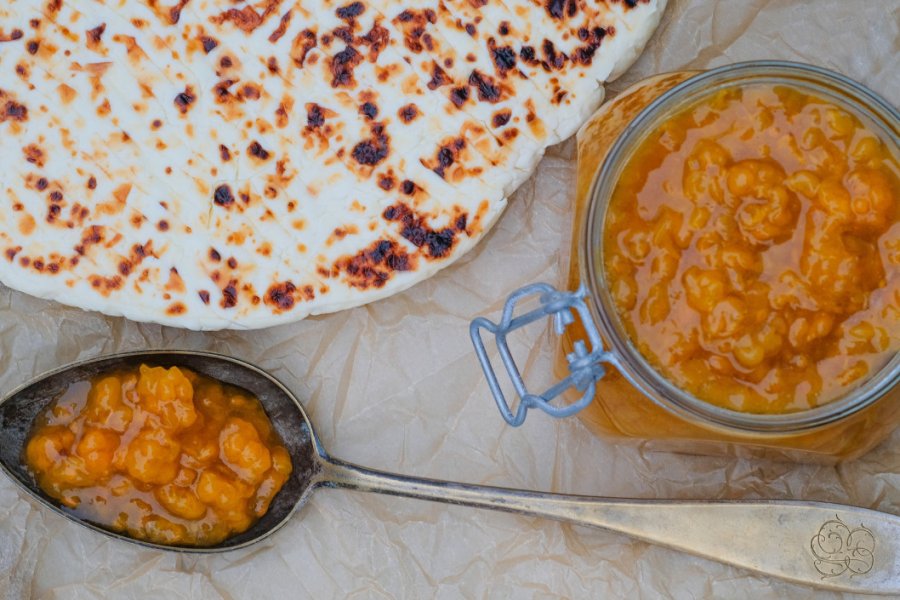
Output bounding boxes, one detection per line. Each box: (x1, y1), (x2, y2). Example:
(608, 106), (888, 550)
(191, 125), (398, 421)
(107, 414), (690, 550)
(24, 364), (291, 546)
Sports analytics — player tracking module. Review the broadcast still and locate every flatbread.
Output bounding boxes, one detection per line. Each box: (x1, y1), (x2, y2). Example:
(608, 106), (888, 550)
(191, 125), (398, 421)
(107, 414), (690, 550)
(0, 0), (666, 329)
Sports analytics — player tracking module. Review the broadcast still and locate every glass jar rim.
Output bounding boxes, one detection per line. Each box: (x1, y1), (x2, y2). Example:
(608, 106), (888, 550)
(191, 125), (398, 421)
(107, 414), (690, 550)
(580, 60), (900, 435)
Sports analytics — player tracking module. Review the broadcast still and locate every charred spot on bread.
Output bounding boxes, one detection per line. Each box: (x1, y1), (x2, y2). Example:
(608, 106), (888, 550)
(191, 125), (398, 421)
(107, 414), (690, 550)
(248, 141), (271, 161)
(336, 2), (365, 20)
(330, 46), (362, 87)
(213, 185), (235, 207)
(173, 87), (196, 113)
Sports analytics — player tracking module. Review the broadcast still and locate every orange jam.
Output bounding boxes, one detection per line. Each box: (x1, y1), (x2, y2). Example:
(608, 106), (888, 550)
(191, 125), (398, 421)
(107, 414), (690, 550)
(23, 365), (292, 546)
(603, 84), (898, 413)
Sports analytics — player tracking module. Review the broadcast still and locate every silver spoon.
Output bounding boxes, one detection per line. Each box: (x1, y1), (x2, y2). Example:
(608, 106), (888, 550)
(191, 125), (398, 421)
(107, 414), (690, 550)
(1, 350), (898, 594)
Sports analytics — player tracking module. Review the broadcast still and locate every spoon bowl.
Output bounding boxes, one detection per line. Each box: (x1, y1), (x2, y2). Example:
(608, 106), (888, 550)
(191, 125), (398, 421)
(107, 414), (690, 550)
(2, 350), (900, 594)
(0, 350), (322, 552)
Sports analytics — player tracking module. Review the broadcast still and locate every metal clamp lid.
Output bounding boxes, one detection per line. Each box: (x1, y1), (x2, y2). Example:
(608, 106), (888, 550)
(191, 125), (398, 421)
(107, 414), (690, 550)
(470, 283), (616, 426)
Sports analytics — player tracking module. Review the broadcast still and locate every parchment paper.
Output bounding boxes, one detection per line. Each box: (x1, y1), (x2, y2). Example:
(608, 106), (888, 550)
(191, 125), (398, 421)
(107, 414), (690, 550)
(1, 1), (898, 598)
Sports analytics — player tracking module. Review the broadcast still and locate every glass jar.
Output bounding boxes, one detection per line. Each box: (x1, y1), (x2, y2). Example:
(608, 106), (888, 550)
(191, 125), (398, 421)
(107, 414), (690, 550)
(472, 61), (899, 463)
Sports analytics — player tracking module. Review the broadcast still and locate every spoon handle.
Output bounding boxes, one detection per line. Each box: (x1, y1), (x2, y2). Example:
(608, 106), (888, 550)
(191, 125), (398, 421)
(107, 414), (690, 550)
(321, 459), (900, 594)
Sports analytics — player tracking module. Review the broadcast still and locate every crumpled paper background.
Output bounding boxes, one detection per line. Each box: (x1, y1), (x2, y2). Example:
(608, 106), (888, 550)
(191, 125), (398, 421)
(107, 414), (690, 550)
(1, 1), (898, 598)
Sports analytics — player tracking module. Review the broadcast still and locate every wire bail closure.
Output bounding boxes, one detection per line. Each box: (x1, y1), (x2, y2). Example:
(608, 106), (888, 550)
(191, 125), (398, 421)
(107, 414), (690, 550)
(470, 283), (615, 426)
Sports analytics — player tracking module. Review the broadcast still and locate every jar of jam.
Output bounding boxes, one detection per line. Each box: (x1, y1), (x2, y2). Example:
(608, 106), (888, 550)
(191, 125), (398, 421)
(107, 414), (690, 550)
(471, 61), (899, 462)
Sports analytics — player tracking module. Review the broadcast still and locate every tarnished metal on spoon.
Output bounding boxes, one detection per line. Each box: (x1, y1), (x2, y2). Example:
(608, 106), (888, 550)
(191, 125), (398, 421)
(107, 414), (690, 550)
(1, 351), (898, 594)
